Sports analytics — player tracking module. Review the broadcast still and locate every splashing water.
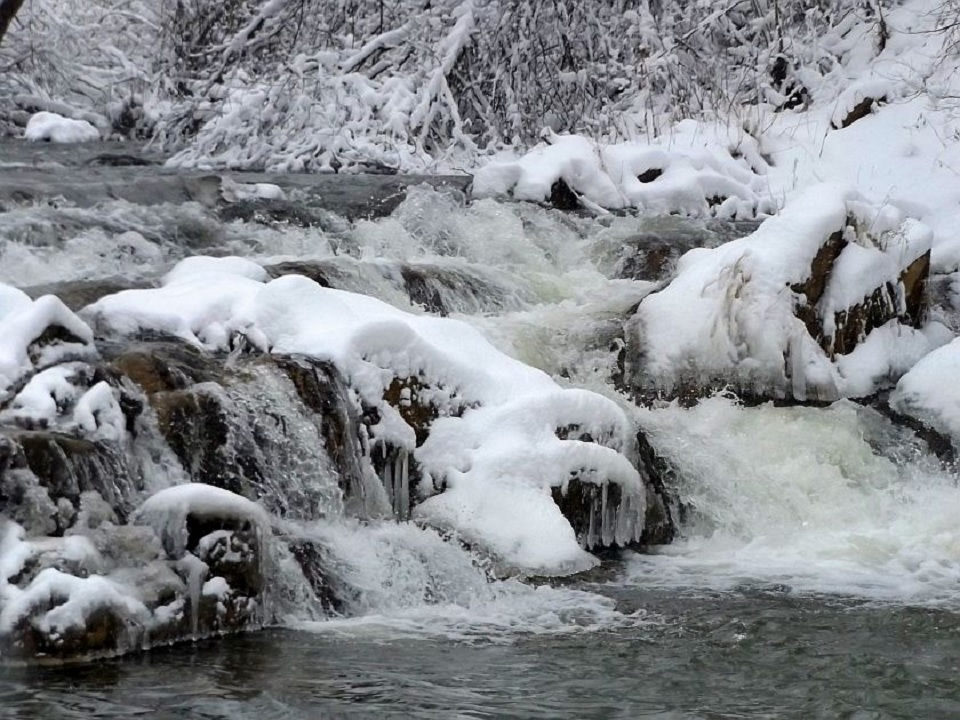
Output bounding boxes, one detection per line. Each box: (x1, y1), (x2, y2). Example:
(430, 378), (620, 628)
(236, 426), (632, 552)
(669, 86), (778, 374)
(629, 396), (960, 606)
(282, 519), (649, 643)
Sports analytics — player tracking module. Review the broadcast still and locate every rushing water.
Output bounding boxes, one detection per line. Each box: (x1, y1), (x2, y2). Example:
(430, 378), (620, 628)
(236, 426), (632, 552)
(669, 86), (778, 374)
(2, 140), (960, 717)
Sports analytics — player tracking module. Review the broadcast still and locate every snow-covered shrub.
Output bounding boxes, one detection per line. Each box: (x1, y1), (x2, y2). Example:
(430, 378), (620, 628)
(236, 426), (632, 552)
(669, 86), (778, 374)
(0, 0), (160, 129)
(1, 0), (900, 166)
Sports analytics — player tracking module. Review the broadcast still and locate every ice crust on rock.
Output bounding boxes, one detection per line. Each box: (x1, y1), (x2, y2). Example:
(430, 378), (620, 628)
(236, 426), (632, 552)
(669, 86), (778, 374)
(134, 483), (270, 558)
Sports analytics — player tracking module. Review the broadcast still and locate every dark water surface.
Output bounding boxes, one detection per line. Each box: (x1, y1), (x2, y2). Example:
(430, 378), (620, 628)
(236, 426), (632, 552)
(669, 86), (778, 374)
(3, 585), (960, 719)
(0, 139), (470, 220)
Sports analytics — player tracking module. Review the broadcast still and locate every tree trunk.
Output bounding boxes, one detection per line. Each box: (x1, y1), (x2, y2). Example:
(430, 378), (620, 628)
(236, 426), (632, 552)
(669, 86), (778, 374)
(0, 0), (26, 48)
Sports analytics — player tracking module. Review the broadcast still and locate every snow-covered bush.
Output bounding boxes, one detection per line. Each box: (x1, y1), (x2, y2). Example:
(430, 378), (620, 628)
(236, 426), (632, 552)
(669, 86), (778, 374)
(0, 0), (160, 133)
(1, 0), (900, 169)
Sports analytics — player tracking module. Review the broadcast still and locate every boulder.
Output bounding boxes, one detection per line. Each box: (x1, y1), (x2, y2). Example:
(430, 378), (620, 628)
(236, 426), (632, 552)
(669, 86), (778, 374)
(0, 432), (140, 532)
(624, 187), (935, 403)
(0, 485), (270, 663)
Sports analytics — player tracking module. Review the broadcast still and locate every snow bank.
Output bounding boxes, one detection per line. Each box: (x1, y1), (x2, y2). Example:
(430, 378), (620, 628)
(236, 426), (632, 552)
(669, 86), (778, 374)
(890, 338), (960, 445)
(474, 123), (775, 218)
(84, 258), (642, 574)
(24, 112), (101, 143)
(629, 184), (947, 399)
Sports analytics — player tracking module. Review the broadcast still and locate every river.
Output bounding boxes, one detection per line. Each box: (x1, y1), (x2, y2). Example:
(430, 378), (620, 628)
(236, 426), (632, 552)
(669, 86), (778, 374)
(1, 139), (958, 718)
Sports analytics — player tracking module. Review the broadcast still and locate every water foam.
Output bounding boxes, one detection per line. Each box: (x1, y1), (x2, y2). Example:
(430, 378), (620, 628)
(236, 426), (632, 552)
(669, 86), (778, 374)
(288, 519), (648, 644)
(628, 396), (960, 606)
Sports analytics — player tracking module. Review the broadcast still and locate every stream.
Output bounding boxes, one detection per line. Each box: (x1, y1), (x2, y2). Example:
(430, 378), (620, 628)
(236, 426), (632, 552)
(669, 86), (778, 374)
(1, 139), (959, 718)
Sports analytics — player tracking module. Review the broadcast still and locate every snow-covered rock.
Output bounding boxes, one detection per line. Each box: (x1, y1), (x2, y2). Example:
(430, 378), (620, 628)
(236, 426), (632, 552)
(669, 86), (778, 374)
(134, 483), (269, 558)
(220, 178), (287, 203)
(82, 259), (646, 574)
(24, 112), (101, 143)
(829, 78), (899, 130)
(473, 123), (775, 218)
(0, 285), (97, 404)
(890, 337), (960, 448)
(0, 482), (270, 663)
(623, 184), (949, 402)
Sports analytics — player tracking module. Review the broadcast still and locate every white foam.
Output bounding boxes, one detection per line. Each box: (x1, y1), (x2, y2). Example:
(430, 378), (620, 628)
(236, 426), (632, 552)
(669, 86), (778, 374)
(628, 396), (960, 606)
(288, 518), (648, 643)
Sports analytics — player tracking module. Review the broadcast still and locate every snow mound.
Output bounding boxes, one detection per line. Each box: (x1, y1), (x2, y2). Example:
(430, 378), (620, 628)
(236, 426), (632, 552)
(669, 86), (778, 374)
(220, 178), (287, 202)
(829, 78), (900, 129)
(414, 388), (644, 575)
(474, 122), (775, 218)
(627, 184), (950, 400)
(83, 259), (643, 574)
(890, 337), (960, 446)
(24, 111), (101, 143)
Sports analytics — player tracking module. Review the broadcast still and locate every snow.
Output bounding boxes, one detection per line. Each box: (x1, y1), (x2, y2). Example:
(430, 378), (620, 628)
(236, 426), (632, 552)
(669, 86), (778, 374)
(0, 520), (150, 638)
(24, 112), (101, 143)
(74, 381), (126, 441)
(474, 124), (774, 218)
(82, 257), (644, 574)
(220, 178), (287, 203)
(0, 288), (97, 402)
(1, 364), (82, 426)
(829, 78), (900, 129)
(134, 484), (270, 558)
(414, 389), (644, 574)
(201, 576), (231, 599)
(163, 255), (269, 285)
(835, 321), (953, 398)
(629, 184), (945, 400)
(3, 0), (960, 641)
(890, 337), (960, 445)
(1, 566), (150, 636)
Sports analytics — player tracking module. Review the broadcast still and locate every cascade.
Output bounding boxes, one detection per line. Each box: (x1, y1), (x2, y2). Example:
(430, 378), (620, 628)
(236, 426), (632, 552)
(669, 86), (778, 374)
(3, 146), (956, 667)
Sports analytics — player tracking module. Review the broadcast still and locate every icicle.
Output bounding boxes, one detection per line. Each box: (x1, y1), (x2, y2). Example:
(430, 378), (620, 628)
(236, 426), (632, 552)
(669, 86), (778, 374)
(383, 448), (396, 516)
(789, 327), (807, 402)
(586, 485), (598, 550)
(600, 483), (613, 547)
(177, 554), (207, 639)
(399, 450), (410, 521)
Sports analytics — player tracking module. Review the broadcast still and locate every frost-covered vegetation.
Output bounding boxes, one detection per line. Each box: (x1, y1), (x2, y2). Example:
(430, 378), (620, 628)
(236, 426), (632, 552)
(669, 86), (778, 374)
(0, 0), (911, 171)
